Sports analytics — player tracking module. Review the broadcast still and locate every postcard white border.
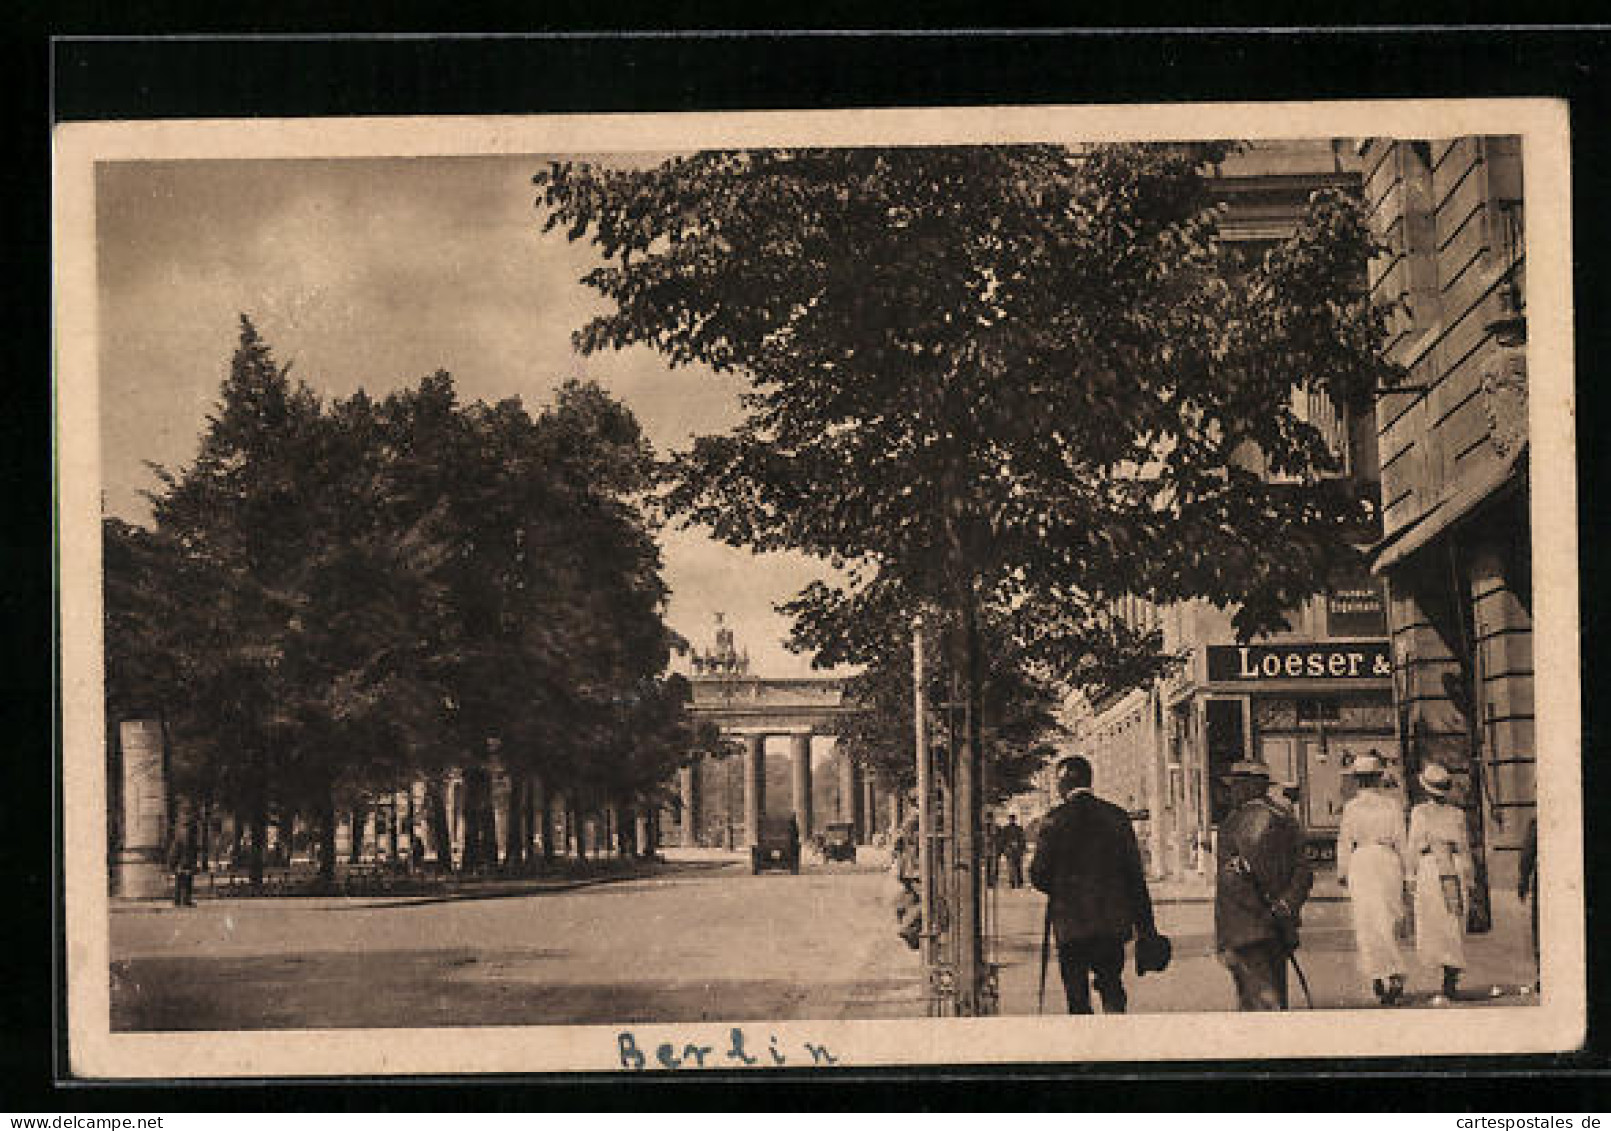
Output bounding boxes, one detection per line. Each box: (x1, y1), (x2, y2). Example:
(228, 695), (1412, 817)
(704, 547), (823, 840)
(55, 98), (1583, 1078)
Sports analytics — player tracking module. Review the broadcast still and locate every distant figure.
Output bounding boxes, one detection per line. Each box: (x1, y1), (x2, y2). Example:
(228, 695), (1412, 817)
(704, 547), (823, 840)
(1000, 814), (1028, 889)
(167, 801), (198, 907)
(1336, 752), (1408, 1005)
(1518, 816), (1540, 992)
(1408, 762), (1474, 1005)
(1215, 761), (1314, 1010)
(1029, 755), (1159, 1014)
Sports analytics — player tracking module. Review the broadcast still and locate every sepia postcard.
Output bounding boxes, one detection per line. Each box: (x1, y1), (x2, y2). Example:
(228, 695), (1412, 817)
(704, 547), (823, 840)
(55, 98), (1583, 1078)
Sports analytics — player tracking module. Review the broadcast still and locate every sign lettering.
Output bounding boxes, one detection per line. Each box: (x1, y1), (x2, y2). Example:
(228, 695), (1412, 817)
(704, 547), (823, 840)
(1209, 643), (1392, 683)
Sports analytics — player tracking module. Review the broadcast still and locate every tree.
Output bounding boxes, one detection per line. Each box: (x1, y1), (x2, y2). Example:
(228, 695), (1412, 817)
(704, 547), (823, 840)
(536, 143), (1397, 1010)
(120, 319), (690, 884)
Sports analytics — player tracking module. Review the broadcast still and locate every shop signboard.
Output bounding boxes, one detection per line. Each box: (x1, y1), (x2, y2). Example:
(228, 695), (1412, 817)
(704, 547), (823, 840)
(1207, 642), (1392, 682)
(1326, 581), (1388, 637)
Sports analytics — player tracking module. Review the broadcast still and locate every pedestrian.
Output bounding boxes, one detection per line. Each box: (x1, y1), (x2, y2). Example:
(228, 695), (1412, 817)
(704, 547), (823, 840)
(1336, 751), (1408, 1005)
(982, 812), (1000, 888)
(1408, 762), (1474, 1005)
(1001, 813), (1028, 889)
(1214, 761), (1314, 1011)
(1029, 755), (1160, 1014)
(1518, 815), (1539, 992)
(167, 799), (199, 907)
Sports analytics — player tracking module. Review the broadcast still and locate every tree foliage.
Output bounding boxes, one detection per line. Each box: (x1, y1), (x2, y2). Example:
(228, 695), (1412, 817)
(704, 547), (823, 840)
(535, 144), (1395, 706)
(105, 317), (692, 874)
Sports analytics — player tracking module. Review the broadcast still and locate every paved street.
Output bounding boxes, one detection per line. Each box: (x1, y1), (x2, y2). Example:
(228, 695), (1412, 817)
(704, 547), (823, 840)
(111, 854), (1540, 1030)
(111, 855), (921, 1030)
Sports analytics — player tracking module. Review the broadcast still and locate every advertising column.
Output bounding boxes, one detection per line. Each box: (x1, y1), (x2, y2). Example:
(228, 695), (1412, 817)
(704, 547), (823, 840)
(116, 718), (168, 898)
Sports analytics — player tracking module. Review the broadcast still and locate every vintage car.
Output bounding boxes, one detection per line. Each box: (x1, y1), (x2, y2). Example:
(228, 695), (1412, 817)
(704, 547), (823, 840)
(751, 815), (801, 874)
(820, 821), (857, 863)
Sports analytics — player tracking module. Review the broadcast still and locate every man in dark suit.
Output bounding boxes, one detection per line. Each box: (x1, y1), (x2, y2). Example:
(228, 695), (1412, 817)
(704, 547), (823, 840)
(1029, 755), (1158, 1013)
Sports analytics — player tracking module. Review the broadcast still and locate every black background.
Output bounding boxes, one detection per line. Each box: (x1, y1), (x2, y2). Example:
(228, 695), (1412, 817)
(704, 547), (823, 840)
(12, 16), (1611, 1113)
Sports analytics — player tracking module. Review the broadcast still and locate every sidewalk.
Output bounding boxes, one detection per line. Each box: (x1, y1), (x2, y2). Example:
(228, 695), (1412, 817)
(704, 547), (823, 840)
(113, 857), (732, 912)
(1143, 871), (1349, 904)
(990, 884), (1540, 1014)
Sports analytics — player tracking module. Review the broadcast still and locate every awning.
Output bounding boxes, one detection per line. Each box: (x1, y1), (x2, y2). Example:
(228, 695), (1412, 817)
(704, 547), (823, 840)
(1367, 442), (1528, 576)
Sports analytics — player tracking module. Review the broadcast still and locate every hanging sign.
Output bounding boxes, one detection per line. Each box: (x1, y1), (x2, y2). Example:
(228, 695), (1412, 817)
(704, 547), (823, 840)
(1326, 582), (1388, 636)
(1207, 642), (1392, 682)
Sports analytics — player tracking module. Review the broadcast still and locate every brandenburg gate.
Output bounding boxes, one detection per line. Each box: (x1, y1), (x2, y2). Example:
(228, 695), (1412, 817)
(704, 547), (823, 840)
(681, 617), (877, 848)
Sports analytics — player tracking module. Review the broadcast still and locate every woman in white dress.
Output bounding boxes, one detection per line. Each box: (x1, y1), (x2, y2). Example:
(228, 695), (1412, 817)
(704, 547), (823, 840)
(1336, 751), (1407, 1005)
(1407, 762), (1475, 1004)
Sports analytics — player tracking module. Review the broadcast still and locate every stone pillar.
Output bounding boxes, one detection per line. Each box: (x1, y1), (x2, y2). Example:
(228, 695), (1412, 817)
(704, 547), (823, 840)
(680, 763), (699, 847)
(491, 772), (510, 865)
(334, 812), (352, 861)
(1469, 538), (1536, 875)
(790, 732), (814, 838)
(862, 775), (878, 842)
(743, 733), (766, 845)
(635, 811), (651, 858)
(837, 752), (859, 835)
(115, 718), (168, 898)
(450, 774), (466, 867)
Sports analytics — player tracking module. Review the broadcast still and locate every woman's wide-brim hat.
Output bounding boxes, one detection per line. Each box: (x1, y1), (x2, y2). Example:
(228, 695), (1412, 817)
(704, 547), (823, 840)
(1419, 762), (1455, 795)
(1346, 752), (1385, 777)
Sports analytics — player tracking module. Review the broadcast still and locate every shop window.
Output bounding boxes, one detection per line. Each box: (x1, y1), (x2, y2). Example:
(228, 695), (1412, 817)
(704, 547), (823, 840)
(1336, 692), (1396, 732)
(1206, 698), (1248, 823)
(1254, 698), (1297, 732)
(1296, 699), (1341, 725)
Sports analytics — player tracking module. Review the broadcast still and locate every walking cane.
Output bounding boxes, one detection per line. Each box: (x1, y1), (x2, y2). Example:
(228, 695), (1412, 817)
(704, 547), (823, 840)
(1037, 902), (1051, 1014)
(1289, 952), (1315, 1009)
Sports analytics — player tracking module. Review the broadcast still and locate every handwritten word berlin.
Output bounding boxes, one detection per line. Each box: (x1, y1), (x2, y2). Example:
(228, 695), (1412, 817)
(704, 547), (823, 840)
(616, 1027), (837, 1070)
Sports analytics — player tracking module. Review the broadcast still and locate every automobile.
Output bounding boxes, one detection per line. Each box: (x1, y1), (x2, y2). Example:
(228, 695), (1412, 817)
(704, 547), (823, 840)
(751, 815), (801, 874)
(821, 821), (857, 863)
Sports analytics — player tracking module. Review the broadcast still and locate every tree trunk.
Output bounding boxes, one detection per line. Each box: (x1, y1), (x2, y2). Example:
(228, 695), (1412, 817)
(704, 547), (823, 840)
(348, 803), (366, 864)
(504, 772), (526, 872)
(426, 777), (453, 873)
(953, 579), (986, 1015)
(617, 804), (636, 858)
(461, 767), (485, 873)
(198, 796), (211, 871)
(248, 802), (267, 887)
(534, 779), (554, 870)
(571, 804), (587, 862)
(318, 791), (338, 884)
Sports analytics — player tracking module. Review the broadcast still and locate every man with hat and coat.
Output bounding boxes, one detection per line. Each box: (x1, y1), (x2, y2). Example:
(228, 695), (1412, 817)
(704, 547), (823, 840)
(1029, 754), (1160, 1014)
(1407, 761), (1474, 1004)
(1214, 760), (1314, 1010)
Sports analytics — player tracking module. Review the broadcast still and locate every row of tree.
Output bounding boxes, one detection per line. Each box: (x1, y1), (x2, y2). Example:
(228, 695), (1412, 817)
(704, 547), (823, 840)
(105, 317), (719, 883)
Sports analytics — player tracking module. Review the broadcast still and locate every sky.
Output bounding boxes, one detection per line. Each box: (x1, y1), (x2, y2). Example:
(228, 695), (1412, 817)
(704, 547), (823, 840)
(95, 155), (843, 678)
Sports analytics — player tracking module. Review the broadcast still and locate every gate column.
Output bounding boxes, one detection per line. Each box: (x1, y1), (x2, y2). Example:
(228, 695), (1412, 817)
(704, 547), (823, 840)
(743, 733), (766, 845)
(790, 732), (814, 839)
(679, 762), (699, 847)
(838, 750), (861, 838)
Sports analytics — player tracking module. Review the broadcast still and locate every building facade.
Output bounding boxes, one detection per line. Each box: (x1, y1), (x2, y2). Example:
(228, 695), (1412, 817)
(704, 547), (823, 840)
(1080, 140), (1393, 880)
(1359, 136), (1531, 911)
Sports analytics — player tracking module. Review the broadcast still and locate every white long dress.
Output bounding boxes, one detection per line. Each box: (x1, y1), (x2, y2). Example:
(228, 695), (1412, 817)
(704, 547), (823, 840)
(1408, 800), (1474, 972)
(1336, 788), (1407, 988)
